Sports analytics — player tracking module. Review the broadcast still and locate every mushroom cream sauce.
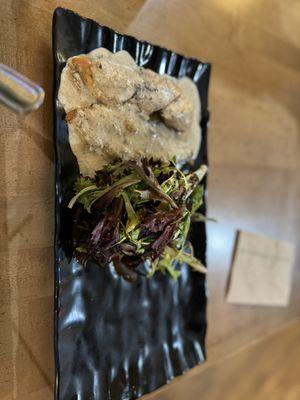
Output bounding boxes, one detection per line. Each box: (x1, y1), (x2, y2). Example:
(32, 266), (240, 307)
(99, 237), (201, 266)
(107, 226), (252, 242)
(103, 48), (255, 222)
(58, 48), (201, 177)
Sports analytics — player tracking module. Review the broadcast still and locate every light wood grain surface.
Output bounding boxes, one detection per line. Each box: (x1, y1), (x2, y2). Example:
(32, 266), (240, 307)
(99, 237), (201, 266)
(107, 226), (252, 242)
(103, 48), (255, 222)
(146, 319), (300, 400)
(0, 1), (299, 399)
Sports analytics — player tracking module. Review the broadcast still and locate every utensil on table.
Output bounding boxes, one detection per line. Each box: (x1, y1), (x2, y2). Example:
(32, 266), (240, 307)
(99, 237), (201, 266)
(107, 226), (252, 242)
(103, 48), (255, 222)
(0, 63), (44, 114)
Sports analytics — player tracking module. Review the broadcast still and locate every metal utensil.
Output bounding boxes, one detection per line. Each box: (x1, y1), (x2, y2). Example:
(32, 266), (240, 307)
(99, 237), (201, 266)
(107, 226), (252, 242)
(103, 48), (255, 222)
(0, 63), (45, 114)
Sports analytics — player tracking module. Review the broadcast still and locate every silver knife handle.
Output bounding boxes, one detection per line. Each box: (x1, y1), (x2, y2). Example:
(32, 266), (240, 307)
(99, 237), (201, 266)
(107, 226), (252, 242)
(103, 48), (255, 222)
(0, 63), (45, 114)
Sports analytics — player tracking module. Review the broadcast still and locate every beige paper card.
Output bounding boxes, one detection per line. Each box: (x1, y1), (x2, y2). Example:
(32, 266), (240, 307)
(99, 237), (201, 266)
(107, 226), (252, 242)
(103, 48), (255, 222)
(227, 231), (295, 306)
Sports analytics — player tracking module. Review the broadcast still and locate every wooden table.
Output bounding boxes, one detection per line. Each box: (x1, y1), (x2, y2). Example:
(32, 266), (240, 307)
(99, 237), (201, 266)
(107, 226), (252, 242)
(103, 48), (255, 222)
(1, 1), (299, 399)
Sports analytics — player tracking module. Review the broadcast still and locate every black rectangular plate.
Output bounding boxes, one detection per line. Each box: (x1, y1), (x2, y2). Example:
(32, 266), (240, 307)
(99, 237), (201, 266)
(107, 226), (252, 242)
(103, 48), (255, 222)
(53, 7), (210, 400)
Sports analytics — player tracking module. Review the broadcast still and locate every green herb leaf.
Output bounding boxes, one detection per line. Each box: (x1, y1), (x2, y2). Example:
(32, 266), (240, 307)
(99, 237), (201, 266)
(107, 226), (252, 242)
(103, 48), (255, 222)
(75, 177), (95, 192)
(121, 191), (140, 234)
(68, 184), (98, 209)
(132, 159), (178, 209)
(189, 185), (204, 214)
(192, 213), (217, 223)
(158, 254), (181, 279)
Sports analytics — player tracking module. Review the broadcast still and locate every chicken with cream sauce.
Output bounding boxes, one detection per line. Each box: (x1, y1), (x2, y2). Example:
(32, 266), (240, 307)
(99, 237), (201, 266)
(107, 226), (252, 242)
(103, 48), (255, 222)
(59, 48), (201, 177)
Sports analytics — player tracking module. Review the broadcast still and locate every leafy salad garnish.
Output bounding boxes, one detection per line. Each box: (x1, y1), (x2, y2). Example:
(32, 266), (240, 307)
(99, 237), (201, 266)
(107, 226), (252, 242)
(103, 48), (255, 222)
(69, 158), (208, 282)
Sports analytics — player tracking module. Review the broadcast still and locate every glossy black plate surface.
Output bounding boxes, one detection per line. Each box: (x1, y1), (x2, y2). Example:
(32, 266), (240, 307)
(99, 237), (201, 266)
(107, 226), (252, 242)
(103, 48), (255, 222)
(53, 7), (210, 400)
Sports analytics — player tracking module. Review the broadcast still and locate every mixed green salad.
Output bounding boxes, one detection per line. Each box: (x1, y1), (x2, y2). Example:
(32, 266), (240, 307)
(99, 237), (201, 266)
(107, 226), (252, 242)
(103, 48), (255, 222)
(69, 158), (208, 282)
